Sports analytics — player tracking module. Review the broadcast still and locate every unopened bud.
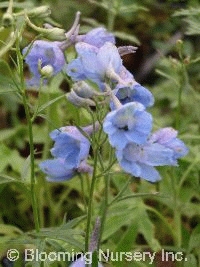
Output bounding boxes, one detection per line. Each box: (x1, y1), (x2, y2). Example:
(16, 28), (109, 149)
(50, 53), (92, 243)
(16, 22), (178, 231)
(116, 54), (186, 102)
(2, 13), (14, 28)
(176, 39), (183, 46)
(24, 13), (66, 41)
(44, 27), (66, 41)
(66, 90), (96, 107)
(40, 65), (54, 78)
(73, 81), (96, 98)
(27, 6), (51, 19)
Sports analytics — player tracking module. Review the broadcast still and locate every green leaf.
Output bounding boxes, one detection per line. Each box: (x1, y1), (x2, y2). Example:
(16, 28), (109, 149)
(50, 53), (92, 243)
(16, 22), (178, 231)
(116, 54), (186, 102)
(0, 224), (23, 245)
(113, 222), (139, 267)
(137, 203), (161, 251)
(31, 225), (84, 250)
(114, 31), (140, 45)
(37, 94), (65, 114)
(0, 144), (24, 173)
(61, 215), (86, 229)
(102, 199), (139, 240)
(120, 4), (148, 13)
(0, 128), (19, 141)
(0, 1), (33, 8)
(0, 60), (16, 91)
(0, 174), (16, 184)
(173, 7), (200, 17)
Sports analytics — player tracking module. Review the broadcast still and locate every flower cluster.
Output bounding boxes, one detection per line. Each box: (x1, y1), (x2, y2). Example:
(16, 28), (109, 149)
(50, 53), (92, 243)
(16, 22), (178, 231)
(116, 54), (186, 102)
(23, 15), (188, 182)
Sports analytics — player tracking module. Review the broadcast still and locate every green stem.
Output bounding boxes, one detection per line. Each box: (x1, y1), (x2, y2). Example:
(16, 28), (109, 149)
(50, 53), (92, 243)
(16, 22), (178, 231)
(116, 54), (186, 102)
(79, 175), (88, 213)
(107, 0), (121, 31)
(98, 173), (110, 247)
(22, 94), (40, 232)
(107, 0), (116, 31)
(170, 171), (181, 247)
(85, 147), (98, 252)
(176, 55), (189, 130)
(41, 90), (52, 161)
(176, 84), (182, 130)
(16, 38), (40, 232)
(7, 0), (13, 14)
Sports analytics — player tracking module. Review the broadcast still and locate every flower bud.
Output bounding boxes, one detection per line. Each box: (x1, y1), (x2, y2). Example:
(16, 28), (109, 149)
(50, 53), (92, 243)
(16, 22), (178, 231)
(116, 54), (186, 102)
(66, 90), (96, 107)
(24, 13), (67, 41)
(176, 39), (183, 46)
(2, 13), (14, 28)
(73, 81), (96, 98)
(40, 65), (54, 78)
(27, 6), (51, 19)
(44, 27), (66, 41)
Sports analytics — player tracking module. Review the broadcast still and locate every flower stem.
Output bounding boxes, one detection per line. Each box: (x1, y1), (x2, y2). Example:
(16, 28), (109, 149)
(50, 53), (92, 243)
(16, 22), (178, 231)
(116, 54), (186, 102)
(85, 145), (98, 252)
(23, 94), (40, 232)
(98, 173), (110, 247)
(16, 37), (40, 232)
(170, 170), (182, 248)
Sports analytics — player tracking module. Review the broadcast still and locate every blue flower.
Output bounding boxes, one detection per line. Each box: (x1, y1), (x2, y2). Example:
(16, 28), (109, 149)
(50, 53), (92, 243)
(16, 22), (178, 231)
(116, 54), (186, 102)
(103, 102), (152, 150)
(112, 83), (154, 109)
(23, 40), (65, 86)
(39, 159), (92, 182)
(116, 127), (188, 182)
(50, 126), (91, 169)
(39, 125), (94, 182)
(149, 127), (189, 160)
(66, 42), (123, 89)
(79, 27), (115, 48)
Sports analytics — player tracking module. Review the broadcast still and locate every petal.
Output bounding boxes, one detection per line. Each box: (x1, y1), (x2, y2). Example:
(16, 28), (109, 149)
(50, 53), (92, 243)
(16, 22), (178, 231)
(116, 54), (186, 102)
(97, 42), (122, 74)
(139, 143), (177, 166)
(133, 84), (154, 107)
(109, 130), (128, 149)
(138, 163), (161, 182)
(66, 58), (87, 81)
(39, 158), (75, 182)
(83, 27), (115, 47)
(150, 127), (177, 144)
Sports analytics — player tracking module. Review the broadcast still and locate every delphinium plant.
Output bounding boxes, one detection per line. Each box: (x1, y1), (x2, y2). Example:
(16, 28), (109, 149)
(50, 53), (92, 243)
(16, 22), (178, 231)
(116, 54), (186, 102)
(1, 0), (200, 267)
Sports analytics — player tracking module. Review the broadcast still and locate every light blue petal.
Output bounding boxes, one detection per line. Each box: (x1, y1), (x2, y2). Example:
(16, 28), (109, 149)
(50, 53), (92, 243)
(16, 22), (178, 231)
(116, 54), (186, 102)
(119, 157), (141, 177)
(39, 159), (75, 182)
(83, 27), (115, 48)
(140, 143), (176, 166)
(97, 42), (122, 74)
(150, 127), (177, 144)
(66, 59), (87, 81)
(109, 130), (128, 149)
(138, 163), (161, 182)
(133, 84), (154, 107)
